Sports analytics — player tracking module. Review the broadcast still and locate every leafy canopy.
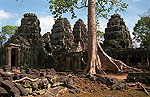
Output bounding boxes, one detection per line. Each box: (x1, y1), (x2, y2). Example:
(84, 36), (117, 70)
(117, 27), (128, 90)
(48, 0), (128, 19)
(0, 25), (18, 45)
(133, 17), (150, 48)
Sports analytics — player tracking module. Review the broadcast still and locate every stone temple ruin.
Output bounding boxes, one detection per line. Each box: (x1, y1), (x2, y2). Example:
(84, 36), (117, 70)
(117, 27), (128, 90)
(103, 14), (133, 50)
(4, 13), (45, 69)
(104, 14), (150, 70)
(0, 13), (150, 71)
(0, 13), (88, 71)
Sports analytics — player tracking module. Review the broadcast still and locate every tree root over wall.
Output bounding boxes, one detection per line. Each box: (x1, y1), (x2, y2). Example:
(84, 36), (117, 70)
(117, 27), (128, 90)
(84, 42), (142, 75)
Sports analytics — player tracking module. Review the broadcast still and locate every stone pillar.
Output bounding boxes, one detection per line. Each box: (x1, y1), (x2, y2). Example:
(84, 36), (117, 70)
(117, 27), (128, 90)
(71, 57), (73, 70)
(126, 56), (130, 66)
(6, 47), (12, 68)
(66, 57), (70, 71)
(18, 48), (21, 66)
(77, 56), (81, 70)
(73, 57), (77, 71)
(146, 57), (149, 66)
(141, 57), (145, 65)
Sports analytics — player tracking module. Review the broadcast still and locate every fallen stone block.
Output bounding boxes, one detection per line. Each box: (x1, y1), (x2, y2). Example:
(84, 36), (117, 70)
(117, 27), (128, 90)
(38, 79), (45, 89)
(36, 89), (46, 95)
(22, 74), (37, 79)
(106, 77), (126, 87)
(48, 86), (64, 96)
(32, 81), (39, 90)
(77, 73), (86, 78)
(25, 68), (33, 74)
(116, 83), (128, 90)
(0, 76), (4, 84)
(0, 68), (4, 72)
(12, 67), (16, 72)
(25, 88), (32, 94)
(63, 78), (75, 89)
(0, 72), (14, 77)
(52, 82), (64, 87)
(15, 83), (28, 96)
(48, 68), (56, 76)
(40, 72), (46, 77)
(106, 77), (113, 86)
(3, 65), (11, 72)
(10, 86), (20, 97)
(16, 67), (21, 73)
(22, 80), (32, 88)
(0, 87), (8, 96)
(13, 72), (20, 80)
(112, 78), (119, 84)
(46, 74), (54, 79)
(21, 69), (26, 74)
(39, 69), (46, 73)
(1, 80), (15, 91)
(6, 77), (14, 81)
(42, 78), (49, 89)
(94, 74), (107, 84)
(111, 81), (127, 90)
(33, 70), (40, 78)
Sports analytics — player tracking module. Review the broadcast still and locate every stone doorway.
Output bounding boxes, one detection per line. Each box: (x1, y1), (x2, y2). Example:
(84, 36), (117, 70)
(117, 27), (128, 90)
(6, 43), (20, 69)
(11, 48), (17, 67)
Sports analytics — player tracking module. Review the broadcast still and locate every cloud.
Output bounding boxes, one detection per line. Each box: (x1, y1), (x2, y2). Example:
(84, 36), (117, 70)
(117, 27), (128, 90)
(0, 10), (12, 25)
(0, 10), (18, 25)
(0, 10), (12, 20)
(39, 16), (55, 35)
(133, 0), (141, 2)
(98, 19), (107, 32)
(16, 18), (21, 26)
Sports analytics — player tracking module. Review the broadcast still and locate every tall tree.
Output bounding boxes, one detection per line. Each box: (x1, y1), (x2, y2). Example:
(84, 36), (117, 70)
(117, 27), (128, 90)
(48, 0), (141, 75)
(0, 25), (18, 46)
(133, 17), (150, 48)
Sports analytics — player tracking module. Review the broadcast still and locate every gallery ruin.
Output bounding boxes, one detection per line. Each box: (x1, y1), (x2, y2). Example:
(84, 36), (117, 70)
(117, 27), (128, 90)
(0, 13), (149, 71)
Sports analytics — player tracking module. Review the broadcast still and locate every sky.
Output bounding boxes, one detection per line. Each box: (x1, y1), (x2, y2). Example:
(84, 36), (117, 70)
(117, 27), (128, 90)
(0, 0), (150, 41)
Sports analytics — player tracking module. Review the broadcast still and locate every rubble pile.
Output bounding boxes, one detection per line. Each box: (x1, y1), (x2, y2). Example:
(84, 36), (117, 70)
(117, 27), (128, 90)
(0, 67), (133, 97)
(0, 68), (72, 96)
(0, 67), (150, 96)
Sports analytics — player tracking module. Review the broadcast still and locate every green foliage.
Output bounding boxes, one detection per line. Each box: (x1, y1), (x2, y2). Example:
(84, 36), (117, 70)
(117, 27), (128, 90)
(133, 17), (150, 48)
(97, 30), (104, 43)
(0, 25), (18, 46)
(48, 0), (128, 19)
(97, 30), (104, 38)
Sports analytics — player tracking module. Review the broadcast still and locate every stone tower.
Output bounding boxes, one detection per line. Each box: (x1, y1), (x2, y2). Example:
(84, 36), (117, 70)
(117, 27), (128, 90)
(103, 14), (133, 50)
(5, 13), (45, 68)
(73, 19), (88, 51)
(50, 18), (74, 52)
(16, 13), (41, 42)
(50, 18), (74, 70)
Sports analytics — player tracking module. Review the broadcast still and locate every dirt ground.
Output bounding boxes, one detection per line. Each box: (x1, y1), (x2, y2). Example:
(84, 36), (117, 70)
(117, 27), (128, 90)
(102, 74), (128, 79)
(60, 74), (150, 97)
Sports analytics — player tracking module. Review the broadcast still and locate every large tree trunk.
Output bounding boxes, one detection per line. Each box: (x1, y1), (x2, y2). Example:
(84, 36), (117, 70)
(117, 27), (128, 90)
(84, 0), (142, 75)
